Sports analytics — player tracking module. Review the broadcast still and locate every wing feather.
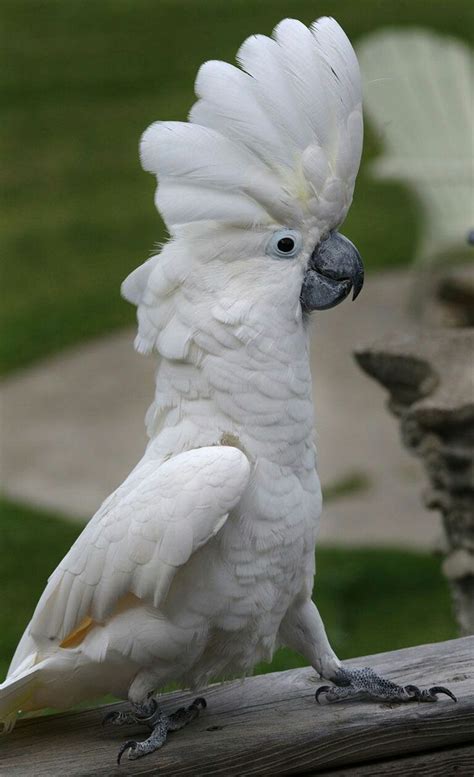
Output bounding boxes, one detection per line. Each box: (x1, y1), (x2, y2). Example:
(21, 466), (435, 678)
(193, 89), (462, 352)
(27, 446), (250, 643)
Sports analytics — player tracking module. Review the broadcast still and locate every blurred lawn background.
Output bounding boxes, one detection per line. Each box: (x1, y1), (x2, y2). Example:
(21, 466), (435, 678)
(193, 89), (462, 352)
(2, 0), (472, 375)
(1, 0), (469, 686)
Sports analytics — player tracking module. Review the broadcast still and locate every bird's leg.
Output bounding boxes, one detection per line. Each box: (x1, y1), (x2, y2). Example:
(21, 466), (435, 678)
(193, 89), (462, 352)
(315, 667), (457, 705)
(116, 697), (206, 763)
(280, 599), (456, 706)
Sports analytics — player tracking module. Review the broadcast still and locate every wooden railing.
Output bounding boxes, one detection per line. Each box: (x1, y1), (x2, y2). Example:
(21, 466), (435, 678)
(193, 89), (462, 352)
(2, 636), (473, 776)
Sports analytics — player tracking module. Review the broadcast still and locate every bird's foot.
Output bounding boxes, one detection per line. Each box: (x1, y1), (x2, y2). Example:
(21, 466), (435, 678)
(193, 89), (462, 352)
(315, 667), (457, 705)
(116, 697), (206, 763)
(102, 697), (158, 728)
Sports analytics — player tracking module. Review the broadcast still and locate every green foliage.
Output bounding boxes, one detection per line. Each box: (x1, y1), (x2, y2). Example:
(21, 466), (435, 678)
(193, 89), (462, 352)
(260, 547), (457, 674)
(0, 497), (457, 685)
(1, 0), (472, 374)
(322, 471), (371, 503)
(0, 499), (80, 679)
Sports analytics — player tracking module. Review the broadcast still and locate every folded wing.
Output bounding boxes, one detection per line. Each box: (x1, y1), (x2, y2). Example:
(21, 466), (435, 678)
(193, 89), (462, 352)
(10, 447), (250, 673)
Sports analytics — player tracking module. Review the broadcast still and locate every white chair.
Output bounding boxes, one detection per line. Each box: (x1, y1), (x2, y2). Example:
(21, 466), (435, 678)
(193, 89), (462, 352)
(357, 29), (473, 265)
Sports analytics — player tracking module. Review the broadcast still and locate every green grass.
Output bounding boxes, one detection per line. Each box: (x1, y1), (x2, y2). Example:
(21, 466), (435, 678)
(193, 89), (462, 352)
(322, 471), (371, 503)
(1, 0), (472, 375)
(263, 547), (457, 675)
(0, 497), (457, 685)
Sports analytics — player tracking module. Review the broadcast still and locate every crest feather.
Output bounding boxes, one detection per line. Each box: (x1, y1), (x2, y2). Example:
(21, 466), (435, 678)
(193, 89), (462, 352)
(140, 16), (362, 233)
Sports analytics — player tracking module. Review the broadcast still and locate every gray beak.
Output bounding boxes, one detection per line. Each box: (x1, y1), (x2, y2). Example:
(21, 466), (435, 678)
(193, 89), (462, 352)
(300, 232), (364, 312)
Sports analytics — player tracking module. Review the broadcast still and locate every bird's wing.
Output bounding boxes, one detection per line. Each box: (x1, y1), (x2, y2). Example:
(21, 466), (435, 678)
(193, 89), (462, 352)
(27, 446), (250, 644)
(139, 17), (362, 235)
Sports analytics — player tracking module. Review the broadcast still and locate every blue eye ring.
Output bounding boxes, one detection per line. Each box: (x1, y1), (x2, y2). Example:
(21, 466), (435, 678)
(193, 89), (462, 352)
(266, 229), (303, 260)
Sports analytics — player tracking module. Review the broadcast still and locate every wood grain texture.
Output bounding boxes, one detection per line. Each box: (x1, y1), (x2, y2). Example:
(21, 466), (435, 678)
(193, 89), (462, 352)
(1, 637), (473, 777)
(314, 744), (474, 776)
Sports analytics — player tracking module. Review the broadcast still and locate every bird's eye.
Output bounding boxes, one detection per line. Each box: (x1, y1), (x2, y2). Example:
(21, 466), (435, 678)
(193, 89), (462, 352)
(266, 229), (302, 260)
(277, 237), (295, 252)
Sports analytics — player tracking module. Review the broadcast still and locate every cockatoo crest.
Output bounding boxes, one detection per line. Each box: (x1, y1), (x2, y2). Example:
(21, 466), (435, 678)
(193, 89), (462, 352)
(122, 17), (362, 358)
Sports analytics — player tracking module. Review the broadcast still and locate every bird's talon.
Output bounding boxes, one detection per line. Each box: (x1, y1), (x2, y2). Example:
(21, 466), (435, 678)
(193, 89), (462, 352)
(404, 683), (457, 703)
(315, 685), (330, 704)
(117, 740), (137, 765)
(102, 710), (119, 726)
(429, 686), (457, 702)
(192, 696), (207, 710)
(314, 669), (457, 705)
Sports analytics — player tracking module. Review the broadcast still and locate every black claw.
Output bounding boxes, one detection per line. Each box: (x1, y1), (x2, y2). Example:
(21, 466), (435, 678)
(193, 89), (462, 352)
(117, 740), (136, 765)
(192, 697), (207, 710)
(315, 686), (331, 704)
(405, 683), (457, 703)
(102, 710), (119, 726)
(429, 686), (457, 702)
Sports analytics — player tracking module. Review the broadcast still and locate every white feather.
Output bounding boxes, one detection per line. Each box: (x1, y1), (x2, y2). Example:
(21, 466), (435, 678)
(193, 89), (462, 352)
(2, 14), (360, 725)
(139, 16), (362, 234)
(25, 447), (249, 641)
(156, 180), (269, 230)
(237, 32), (315, 152)
(190, 60), (290, 166)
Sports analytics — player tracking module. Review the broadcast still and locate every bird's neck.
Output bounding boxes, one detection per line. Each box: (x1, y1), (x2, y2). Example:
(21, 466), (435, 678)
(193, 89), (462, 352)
(145, 318), (316, 470)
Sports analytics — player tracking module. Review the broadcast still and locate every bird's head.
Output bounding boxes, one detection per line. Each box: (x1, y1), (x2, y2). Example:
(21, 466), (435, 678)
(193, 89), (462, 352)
(123, 16), (364, 358)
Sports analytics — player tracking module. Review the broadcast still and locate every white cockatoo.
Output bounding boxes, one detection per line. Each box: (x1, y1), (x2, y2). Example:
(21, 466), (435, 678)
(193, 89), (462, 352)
(0, 16), (455, 763)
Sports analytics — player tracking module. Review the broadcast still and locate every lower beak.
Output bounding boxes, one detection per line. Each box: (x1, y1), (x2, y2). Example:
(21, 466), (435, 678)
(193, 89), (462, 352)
(300, 232), (364, 312)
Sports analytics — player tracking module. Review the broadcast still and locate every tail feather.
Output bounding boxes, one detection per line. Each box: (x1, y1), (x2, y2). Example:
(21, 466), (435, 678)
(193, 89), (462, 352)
(0, 655), (42, 733)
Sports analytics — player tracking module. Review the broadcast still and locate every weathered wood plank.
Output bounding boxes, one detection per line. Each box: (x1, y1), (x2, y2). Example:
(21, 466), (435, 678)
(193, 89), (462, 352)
(314, 743), (474, 776)
(1, 637), (473, 776)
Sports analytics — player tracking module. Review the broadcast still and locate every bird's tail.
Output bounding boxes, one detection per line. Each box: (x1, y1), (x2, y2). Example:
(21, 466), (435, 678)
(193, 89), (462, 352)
(0, 654), (43, 733)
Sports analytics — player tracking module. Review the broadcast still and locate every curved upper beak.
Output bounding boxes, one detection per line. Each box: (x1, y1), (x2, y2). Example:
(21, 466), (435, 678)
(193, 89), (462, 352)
(300, 232), (364, 312)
